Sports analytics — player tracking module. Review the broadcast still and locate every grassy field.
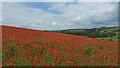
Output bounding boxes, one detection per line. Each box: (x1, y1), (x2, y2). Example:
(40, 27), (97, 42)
(98, 36), (119, 42)
(98, 27), (120, 42)
(55, 26), (120, 42)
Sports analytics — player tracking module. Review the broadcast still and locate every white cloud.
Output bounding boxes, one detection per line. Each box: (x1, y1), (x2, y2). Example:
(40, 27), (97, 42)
(49, 2), (118, 28)
(52, 22), (58, 25)
(0, 3), (2, 22)
(1, 0), (119, 2)
(2, 2), (118, 30)
(76, 16), (81, 20)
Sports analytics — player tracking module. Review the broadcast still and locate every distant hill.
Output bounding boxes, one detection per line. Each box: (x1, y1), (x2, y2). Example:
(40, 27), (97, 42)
(52, 26), (120, 42)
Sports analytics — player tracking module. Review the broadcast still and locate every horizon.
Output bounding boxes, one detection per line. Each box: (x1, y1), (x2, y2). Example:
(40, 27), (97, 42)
(1, 25), (119, 31)
(1, 2), (118, 30)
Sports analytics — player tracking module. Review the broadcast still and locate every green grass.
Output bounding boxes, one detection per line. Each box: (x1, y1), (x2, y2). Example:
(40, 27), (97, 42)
(98, 37), (118, 42)
(98, 32), (120, 42)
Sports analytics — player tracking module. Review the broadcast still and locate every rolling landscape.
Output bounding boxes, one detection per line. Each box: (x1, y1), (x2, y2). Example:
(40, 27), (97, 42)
(51, 26), (120, 42)
(2, 25), (119, 66)
(1, 2), (119, 67)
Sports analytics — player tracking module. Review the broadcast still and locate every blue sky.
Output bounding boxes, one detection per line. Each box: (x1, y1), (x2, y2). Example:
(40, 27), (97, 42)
(1, 2), (118, 30)
(23, 2), (61, 14)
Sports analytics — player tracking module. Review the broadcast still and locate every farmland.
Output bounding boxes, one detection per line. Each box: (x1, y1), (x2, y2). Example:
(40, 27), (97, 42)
(55, 26), (120, 42)
(2, 25), (119, 66)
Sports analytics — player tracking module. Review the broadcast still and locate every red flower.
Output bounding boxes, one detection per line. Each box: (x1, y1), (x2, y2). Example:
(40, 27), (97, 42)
(43, 63), (48, 66)
(67, 60), (74, 65)
(80, 52), (83, 55)
(50, 63), (55, 66)
(17, 52), (21, 55)
(39, 59), (43, 63)
(9, 64), (12, 67)
(0, 64), (2, 68)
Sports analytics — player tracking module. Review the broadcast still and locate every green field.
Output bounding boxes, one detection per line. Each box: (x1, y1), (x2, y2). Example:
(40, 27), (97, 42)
(98, 27), (120, 42)
(52, 26), (120, 42)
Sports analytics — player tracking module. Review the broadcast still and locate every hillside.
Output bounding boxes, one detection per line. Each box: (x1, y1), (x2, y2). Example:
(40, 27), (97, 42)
(2, 25), (118, 66)
(54, 26), (120, 42)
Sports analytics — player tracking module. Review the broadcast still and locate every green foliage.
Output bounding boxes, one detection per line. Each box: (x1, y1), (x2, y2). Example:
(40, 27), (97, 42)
(58, 26), (119, 42)
(2, 52), (8, 62)
(3, 38), (14, 43)
(83, 48), (95, 56)
(108, 39), (113, 41)
(44, 30), (49, 32)
(34, 39), (41, 44)
(31, 47), (35, 56)
(38, 46), (45, 55)
(2, 45), (16, 63)
(99, 47), (103, 50)
(9, 45), (16, 56)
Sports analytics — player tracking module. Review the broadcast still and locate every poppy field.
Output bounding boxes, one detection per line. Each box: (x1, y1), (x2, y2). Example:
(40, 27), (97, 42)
(2, 25), (119, 66)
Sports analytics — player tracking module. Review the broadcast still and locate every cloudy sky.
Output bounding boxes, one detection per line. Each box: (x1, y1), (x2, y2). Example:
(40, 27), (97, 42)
(1, 2), (118, 30)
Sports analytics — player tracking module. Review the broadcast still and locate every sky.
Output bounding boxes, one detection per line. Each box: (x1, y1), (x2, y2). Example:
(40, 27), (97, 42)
(1, 2), (118, 30)
(1, 0), (119, 2)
